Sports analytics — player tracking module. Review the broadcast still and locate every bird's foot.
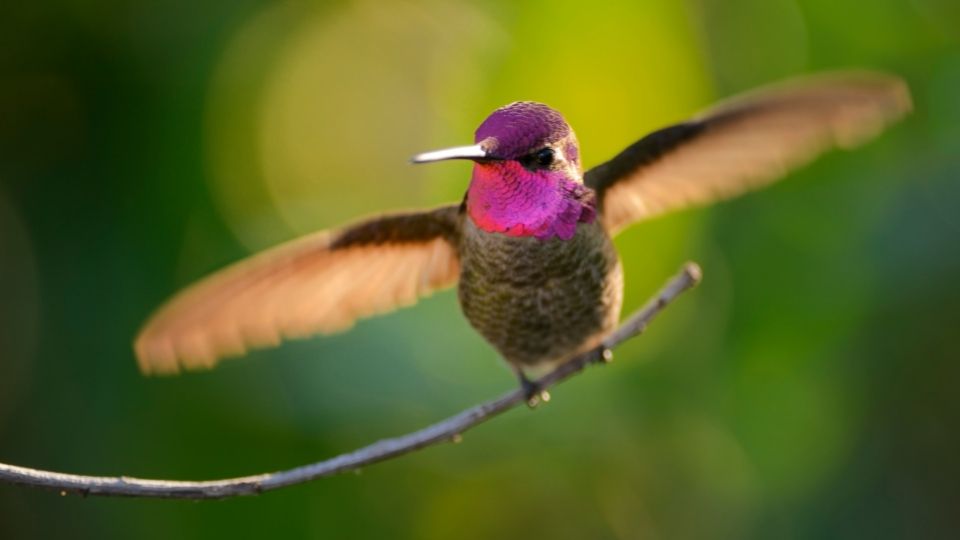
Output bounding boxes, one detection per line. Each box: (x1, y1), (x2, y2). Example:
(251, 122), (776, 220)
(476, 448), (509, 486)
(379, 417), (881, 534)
(519, 376), (551, 408)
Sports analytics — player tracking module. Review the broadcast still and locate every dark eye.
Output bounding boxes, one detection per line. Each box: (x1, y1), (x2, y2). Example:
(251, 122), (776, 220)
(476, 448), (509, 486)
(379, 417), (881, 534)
(534, 148), (555, 167)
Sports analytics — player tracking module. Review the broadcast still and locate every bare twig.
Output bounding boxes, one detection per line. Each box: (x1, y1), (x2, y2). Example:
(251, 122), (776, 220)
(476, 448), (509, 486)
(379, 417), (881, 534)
(0, 262), (701, 500)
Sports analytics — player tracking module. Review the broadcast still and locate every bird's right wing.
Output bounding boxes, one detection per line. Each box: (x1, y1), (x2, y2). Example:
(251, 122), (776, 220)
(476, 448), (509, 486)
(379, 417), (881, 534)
(585, 71), (912, 234)
(135, 205), (462, 374)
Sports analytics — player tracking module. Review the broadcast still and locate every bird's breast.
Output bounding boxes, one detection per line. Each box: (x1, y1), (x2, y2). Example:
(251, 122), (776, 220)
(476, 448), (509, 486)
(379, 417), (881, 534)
(457, 218), (623, 370)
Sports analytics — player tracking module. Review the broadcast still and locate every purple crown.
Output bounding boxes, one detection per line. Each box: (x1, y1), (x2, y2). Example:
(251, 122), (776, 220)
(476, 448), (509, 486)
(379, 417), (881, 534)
(475, 102), (571, 160)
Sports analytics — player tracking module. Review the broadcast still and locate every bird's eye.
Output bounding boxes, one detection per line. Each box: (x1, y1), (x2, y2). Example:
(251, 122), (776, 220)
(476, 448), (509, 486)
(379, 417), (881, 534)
(534, 148), (555, 167)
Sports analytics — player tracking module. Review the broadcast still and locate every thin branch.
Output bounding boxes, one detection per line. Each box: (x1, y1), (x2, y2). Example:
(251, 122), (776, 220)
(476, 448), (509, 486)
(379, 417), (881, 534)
(0, 262), (702, 500)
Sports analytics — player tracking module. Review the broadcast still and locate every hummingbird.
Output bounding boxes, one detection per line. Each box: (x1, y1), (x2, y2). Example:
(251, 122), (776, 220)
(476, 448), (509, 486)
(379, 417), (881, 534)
(135, 71), (910, 399)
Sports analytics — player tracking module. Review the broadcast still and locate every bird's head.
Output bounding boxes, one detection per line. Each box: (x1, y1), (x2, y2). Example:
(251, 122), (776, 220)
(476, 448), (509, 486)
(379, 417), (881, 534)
(413, 102), (593, 240)
(413, 101), (581, 178)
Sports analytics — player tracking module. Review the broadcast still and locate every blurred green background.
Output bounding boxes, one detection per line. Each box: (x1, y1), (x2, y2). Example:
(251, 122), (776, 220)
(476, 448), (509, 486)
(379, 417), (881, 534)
(2, 0), (958, 538)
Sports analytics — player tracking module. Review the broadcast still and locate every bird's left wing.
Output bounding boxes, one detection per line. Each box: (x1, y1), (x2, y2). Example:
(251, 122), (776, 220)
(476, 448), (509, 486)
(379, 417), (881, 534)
(135, 205), (462, 374)
(585, 71), (912, 234)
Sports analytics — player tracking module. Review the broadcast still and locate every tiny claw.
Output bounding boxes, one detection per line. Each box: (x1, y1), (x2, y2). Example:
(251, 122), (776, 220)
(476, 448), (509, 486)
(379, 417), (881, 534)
(514, 368), (551, 408)
(525, 389), (551, 408)
(601, 348), (614, 364)
(526, 392), (550, 408)
(519, 377), (550, 408)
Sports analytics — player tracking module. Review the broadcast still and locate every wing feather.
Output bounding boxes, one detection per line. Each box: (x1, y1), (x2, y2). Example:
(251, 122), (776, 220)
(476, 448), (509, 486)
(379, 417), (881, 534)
(585, 71), (912, 234)
(135, 205), (461, 374)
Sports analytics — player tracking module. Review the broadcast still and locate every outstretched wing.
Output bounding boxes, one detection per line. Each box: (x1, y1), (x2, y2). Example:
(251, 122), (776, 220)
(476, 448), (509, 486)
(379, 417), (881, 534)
(135, 205), (462, 374)
(585, 71), (912, 234)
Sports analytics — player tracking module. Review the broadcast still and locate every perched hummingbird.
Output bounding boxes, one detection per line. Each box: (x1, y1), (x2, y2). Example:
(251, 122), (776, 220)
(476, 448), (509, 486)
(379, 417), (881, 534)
(135, 71), (910, 398)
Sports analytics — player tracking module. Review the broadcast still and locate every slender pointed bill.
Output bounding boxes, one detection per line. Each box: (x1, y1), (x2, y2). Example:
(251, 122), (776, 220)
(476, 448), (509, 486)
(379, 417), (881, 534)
(410, 144), (491, 164)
